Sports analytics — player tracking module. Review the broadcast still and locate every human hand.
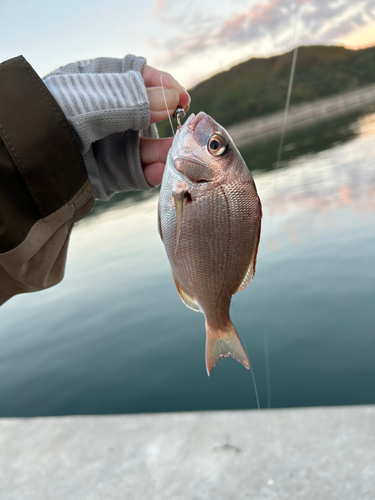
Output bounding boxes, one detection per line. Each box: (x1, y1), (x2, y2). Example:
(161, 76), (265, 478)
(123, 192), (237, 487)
(43, 55), (191, 199)
(141, 64), (190, 186)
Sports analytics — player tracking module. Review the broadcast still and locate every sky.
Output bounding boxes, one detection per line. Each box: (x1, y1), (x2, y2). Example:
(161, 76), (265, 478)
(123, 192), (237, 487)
(1, 0), (375, 89)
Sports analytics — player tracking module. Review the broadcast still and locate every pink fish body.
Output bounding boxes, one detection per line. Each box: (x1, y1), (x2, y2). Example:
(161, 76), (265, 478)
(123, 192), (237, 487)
(158, 112), (262, 374)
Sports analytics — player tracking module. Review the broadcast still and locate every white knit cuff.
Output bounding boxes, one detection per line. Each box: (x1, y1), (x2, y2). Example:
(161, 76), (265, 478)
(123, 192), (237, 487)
(43, 55), (157, 200)
(44, 71), (150, 153)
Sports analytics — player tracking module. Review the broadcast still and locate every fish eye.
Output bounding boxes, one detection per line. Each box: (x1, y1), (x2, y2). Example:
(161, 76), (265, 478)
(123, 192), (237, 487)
(207, 134), (227, 156)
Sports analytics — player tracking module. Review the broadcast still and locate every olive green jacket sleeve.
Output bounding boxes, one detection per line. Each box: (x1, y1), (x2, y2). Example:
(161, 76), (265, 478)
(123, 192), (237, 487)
(0, 56), (95, 306)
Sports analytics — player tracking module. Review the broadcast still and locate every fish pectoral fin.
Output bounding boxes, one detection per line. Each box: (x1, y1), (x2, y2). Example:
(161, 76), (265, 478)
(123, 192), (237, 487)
(172, 187), (189, 252)
(205, 321), (250, 375)
(172, 275), (202, 313)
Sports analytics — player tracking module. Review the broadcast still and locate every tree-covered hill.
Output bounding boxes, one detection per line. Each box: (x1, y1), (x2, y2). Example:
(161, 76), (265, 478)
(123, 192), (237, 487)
(157, 44), (375, 137)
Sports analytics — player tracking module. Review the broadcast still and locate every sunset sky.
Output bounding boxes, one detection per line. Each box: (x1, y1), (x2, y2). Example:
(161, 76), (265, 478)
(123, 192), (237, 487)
(1, 0), (375, 89)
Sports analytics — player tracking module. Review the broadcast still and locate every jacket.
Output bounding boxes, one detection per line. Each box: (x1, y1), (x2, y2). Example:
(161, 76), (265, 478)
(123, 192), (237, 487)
(0, 56), (95, 306)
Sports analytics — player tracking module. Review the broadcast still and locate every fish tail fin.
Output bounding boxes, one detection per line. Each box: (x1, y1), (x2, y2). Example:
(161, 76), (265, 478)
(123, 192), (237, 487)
(205, 320), (250, 375)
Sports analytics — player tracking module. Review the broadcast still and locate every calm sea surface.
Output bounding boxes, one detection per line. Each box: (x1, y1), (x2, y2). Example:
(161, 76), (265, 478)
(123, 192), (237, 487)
(1, 111), (375, 417)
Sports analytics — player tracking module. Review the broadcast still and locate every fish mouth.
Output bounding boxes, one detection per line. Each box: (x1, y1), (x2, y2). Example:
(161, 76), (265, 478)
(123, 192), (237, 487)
(171, 112), (212, 178)
(187, 112), (207, 131)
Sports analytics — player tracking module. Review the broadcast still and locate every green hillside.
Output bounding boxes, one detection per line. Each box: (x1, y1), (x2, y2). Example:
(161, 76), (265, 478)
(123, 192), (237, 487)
(157, 44), (375, 137)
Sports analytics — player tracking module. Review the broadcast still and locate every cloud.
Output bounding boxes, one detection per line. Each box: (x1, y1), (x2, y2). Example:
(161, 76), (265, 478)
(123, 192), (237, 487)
(154, 0), (166, 14)
(311, 18), (356, 44)
(159, 0), (375, 65)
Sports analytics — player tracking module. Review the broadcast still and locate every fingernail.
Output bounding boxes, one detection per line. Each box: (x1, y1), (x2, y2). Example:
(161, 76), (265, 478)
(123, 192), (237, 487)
(148, 88), (179, 111)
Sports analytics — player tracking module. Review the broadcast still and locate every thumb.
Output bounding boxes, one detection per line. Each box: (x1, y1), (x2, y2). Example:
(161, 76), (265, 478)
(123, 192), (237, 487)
(147, 87), (179, 124)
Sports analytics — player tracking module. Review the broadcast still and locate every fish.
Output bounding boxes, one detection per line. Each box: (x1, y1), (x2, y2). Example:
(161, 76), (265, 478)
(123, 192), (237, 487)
(158, 112), (262, 374)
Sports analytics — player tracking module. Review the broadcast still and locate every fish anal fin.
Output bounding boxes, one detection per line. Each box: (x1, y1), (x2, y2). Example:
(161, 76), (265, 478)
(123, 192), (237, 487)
(205, 320), (250, 375)
(172, 275), (202, 313)
(237, 261), (255, 292)
(237, 197), (262, 292)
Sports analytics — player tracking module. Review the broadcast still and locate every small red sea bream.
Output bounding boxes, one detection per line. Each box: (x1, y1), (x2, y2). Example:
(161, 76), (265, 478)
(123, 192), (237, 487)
(158, 112), (262, 374)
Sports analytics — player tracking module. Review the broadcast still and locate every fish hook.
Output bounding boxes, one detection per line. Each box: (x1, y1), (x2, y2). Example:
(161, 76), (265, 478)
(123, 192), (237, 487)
(173, 107), (186, 131)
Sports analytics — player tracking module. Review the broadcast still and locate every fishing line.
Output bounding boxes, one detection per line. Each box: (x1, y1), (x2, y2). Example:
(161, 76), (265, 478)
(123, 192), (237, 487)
(276, 4), (300, 169)
(263, 3), (301, 410)
(228, 281), (260, 410)
(236, 316), (261, 410)
(230, 292), (260, 410)
(160, 75), (175, 137)
(276, 46), (299, 169)
(263, 327), (271, 409)
(250, 362), (261, 410)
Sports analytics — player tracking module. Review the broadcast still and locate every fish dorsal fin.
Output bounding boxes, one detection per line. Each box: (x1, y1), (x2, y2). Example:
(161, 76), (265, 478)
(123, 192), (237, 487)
(157, 202), (163, 242)
(172, 275), (202, 313)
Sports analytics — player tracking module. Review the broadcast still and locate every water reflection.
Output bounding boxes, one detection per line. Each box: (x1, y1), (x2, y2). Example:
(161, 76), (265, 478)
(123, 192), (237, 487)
(240, 108), (374, 172)
(255, 115), (375, 250)
(0, 111), (374, 417)
(86, 189), (157, 220)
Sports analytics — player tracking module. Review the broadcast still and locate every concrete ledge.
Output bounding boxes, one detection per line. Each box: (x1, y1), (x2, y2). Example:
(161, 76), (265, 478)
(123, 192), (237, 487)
(1, 406), (374, 499)
(228, 83), (375, 147)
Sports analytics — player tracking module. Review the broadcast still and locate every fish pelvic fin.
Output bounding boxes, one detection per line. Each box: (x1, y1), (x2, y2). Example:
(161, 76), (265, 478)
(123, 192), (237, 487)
(172, 275), (202, 313)
(205, 320), (250, 375)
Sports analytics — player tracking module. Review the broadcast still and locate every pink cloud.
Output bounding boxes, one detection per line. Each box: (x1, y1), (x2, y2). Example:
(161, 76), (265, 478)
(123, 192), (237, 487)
(154, 0), (165, 13)
(159, 0), (375, 65)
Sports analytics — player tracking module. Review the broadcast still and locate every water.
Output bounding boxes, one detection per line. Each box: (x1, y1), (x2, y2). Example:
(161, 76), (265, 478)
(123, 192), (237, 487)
(0, 111), (374, 417)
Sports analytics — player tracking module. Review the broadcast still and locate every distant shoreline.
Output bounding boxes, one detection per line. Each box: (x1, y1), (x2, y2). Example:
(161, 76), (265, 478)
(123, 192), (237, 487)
(227, 83), (375, 148)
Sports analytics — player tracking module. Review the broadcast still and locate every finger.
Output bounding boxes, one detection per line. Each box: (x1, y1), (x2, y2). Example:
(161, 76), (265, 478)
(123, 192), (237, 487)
(147, 87), (179, 124)
(142, 64), (191, 112)
(142, 64), (185, 96)
(143, 162), (165, 186)
(140, 137), (173, 166)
